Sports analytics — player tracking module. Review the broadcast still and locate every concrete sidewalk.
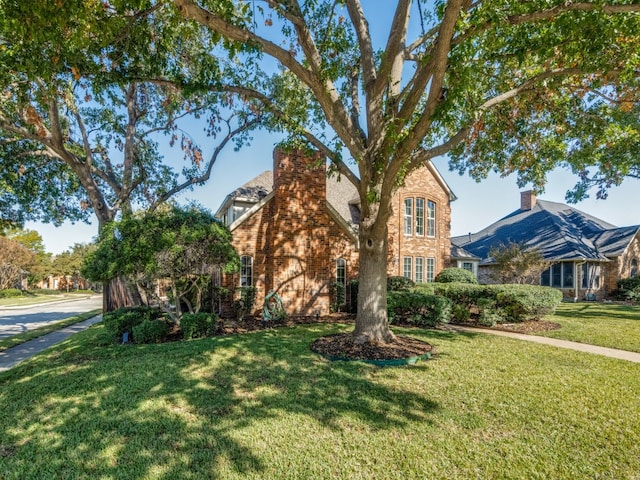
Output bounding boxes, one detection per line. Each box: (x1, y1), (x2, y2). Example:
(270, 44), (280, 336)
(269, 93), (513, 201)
(451, 325), (640, 363)
(0, 315), (102, 373)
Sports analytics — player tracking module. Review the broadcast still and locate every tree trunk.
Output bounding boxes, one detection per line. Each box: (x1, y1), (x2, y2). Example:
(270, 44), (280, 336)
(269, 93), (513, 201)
(102, 276), (136, 312)
(353, 224), (396, 344)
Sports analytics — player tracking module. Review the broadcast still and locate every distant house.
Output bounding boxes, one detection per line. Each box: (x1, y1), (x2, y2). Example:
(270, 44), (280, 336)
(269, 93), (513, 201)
(214, 148), (456, 316)
(451, 191), (640, 300)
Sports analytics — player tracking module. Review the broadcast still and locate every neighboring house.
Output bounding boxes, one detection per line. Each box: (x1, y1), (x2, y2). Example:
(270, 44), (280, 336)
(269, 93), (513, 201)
(451, 191), (640, 300)
(214, 148), (455, 315)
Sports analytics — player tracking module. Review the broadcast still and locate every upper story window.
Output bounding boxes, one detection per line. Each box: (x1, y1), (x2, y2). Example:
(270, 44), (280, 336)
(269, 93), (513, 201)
(631, 259), (638, 278)
(415, 198), (425, 236)
(403, 199), (413, 235)
(240, 255), (253, 286)
(336, 258), (346, 286)
(404, 197), (436, 237)
(427, 200), (436, 237)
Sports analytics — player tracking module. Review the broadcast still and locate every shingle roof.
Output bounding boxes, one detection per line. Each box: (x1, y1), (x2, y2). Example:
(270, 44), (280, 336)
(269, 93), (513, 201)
(450, 243), (480, 260)
(216, 170), (360, 227)
(452, 199), (639, 263)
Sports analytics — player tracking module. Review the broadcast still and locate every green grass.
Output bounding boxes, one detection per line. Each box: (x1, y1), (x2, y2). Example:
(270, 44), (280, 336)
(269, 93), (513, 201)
(0, 310), (102, 353)
(0, 292), (95, 307)
(1, 323), (639, 479)
(541, 303), (640, 353)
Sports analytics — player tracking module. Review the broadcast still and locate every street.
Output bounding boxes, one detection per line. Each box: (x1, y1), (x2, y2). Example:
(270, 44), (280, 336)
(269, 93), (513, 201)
(0, 296), (103, 339)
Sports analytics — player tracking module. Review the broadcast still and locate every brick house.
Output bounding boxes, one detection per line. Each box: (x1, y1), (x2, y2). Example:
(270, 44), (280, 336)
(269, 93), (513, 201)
(214, 148), (455, 316)
(451, 191), (640, 300)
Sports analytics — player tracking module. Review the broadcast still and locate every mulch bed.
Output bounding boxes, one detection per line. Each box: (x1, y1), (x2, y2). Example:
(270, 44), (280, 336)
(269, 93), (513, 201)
(310, 333), (433, 361)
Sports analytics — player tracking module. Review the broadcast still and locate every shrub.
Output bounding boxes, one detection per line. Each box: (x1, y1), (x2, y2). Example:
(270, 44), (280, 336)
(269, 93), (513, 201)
(102, 305), (165, 342)
(435, 267), (478, 284)
(387, 276), (415, 291)
(233, 286), (257, 321)
(181, 312), (218, 340)
(416, 282), (562, 324)
(0, 289), (23, 298)
(132, 318), (170, 344)
(26, 288), (59, 296)
(611, 277), (640, 302)
(348, 276), (416, 313)
(387, 290), (452, 327)
(451, 303), (471, 322)
(328, 282), (346, 312)
(494, 285), (563, 322)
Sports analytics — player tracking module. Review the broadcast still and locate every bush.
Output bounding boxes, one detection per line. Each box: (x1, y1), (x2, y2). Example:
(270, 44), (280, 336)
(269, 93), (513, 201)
(26, 288), (59, 296)
(132, 318), (170, 344)
(0, 289), (23, 298)
(435, 267), (478, 284)
(416, 282), (562, 324)
(181, 312), (218, 340)
(102, 305), (165, 342)
(233, 286), (257, 321)
(328, 282), (346, 312)
(611, 277), (640, 302)
(387, 290), (452, 327)
(387, 276), (415, 291)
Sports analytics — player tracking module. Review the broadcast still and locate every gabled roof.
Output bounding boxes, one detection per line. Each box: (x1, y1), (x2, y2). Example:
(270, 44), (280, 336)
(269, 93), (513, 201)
(452, 199), (639, 263)
(215, 170), (360, 227)
(450, 243), (480, 261)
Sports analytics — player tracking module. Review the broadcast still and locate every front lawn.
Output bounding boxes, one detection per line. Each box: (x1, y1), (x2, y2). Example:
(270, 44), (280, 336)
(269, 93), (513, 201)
(541, 303), (640, 353)
(0, 323), (638, 479)
(0, 292), (95, 307)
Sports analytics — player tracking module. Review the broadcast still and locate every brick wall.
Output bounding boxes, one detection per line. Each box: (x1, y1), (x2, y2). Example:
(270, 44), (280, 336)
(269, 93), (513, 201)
(224, 149), (358, 316)
(387, 165), (452, 282)
(223, 152), (452, 316)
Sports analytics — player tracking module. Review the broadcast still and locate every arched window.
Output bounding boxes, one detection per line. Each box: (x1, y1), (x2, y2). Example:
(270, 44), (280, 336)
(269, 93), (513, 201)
(632, 259), (638, 278)
(336, 258), (346, 286)
(240, 255), (253, 286)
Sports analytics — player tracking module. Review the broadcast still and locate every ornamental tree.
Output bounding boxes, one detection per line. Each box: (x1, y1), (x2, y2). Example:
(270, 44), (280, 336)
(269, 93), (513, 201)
(82, 205), (239, 322)
(169, 0), (640, 344)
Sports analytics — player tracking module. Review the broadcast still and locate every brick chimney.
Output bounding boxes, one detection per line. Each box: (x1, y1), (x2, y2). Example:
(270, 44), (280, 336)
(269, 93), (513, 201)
(520, 190), (537, 211)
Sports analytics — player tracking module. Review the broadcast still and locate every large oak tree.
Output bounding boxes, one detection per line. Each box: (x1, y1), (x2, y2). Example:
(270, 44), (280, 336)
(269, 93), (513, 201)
(168, 0), (640, 343)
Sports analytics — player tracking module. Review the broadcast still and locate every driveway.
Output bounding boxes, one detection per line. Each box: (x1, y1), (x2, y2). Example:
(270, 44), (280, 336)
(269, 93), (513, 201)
(0, 296), (103, 339)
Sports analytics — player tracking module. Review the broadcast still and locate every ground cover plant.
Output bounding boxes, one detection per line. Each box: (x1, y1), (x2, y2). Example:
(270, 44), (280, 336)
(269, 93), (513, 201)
(541, 303), (640, 353)
(0, 322), (638, 479)
(0, 309), (101, 353)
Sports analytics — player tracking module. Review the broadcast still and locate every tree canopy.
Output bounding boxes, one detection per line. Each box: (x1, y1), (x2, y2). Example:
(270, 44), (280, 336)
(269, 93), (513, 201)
(82, 204), (239, 320)
(167, 0), (640, 342)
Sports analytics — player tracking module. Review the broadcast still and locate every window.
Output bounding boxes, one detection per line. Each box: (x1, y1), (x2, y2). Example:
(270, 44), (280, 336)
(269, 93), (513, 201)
(336, 258), (346, 286)
(562, 262), (574, 288)
(426, 258), (435, 282)
(403, 257), (412, 279)
(415, 257), (424, 283)
(631, 259), (638, 278)
(541, 261), (574, 288)
(403, 199), (413, 235)
(415, 198), (425, 236)
(462, 262), (473, 272)
(427, 200), (436, 237)
(582, 263), (601, 289)
(240, 255), (253, 286)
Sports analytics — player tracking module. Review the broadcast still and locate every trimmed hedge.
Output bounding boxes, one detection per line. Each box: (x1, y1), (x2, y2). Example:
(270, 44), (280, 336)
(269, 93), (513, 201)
(435, 267), (478, 284)
(132, 318), (170, 344)
(181, 312), (218, 340)
(415, 282), (562, 324)
(0, 289), (23, 298)
(102, 306), (166, 342)
(387, 290), (452, 327)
